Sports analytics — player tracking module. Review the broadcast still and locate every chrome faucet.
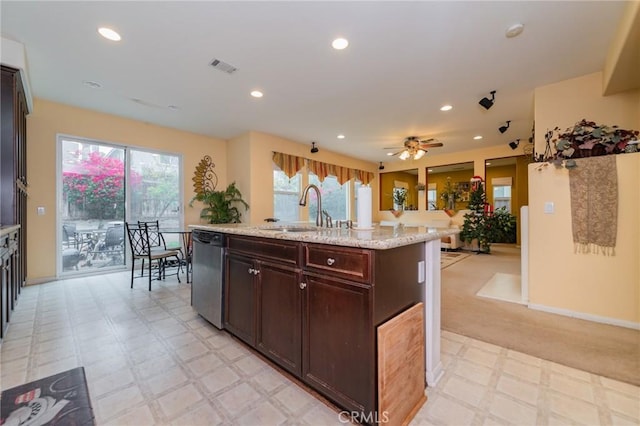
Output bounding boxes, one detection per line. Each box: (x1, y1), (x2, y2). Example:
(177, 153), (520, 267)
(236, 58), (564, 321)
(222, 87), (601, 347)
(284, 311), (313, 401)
(299, 184), (323, 227)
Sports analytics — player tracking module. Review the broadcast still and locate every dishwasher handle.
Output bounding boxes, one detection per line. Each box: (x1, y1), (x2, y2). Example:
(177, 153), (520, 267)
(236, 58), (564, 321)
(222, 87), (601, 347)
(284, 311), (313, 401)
(192, 230), (225, 246)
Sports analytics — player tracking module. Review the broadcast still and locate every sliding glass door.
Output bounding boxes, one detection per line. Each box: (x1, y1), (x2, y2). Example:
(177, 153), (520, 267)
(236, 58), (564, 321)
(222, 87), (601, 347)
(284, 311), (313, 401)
(128, 149), (182, 249)
(59, 138), (126, 274)
(58, 137), (182, 276)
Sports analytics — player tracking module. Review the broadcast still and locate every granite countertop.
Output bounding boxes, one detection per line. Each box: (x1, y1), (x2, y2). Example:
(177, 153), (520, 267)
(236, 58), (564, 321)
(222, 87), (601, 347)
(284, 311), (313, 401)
(0, 225), (20, 237)
(189, 223), (459, 250)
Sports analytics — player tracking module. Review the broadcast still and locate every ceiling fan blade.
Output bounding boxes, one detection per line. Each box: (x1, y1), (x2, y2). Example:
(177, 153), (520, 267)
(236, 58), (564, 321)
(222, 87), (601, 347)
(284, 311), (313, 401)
(383, 146), (404, 150)
(419, 142), (443, 148)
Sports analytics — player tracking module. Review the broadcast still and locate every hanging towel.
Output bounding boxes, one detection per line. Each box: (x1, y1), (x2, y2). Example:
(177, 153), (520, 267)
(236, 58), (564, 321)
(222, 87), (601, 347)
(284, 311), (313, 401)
(568, 155), (618, 255)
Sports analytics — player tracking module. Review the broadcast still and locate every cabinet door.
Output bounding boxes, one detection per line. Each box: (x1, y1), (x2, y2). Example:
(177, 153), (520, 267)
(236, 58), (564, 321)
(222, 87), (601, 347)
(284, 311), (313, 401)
(1, 253), (7, 339)
(224, 253), (257, 346)
(256, 260), (302, 376)
(302, 272), (375, 415)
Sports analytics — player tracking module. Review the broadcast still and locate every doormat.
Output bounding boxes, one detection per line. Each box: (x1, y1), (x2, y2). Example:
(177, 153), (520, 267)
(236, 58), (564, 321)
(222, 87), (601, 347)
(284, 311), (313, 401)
(440, 251), (471, 269)
(1, 367), (95, 425)
(476, 272), (523, 305)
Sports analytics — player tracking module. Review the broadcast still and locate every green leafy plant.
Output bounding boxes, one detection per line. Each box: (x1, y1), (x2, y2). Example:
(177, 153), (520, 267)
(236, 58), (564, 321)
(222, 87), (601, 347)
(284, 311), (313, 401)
(460, 182), (517, 252)
(440, 177), (460, 210)
(189, 182), (249, 224)
(393, 188), (408, 206)
(544, 119), (639, 168)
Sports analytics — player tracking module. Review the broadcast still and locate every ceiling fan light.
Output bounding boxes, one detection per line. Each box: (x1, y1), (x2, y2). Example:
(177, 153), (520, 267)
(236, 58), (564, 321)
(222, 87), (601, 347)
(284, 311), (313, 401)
(413, 149), (425, 160)
(399, 150), (410, 160)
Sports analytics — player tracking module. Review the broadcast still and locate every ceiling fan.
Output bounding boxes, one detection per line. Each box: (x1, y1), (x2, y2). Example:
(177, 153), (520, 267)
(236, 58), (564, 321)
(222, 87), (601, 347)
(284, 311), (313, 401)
(384, 136), (444, 160)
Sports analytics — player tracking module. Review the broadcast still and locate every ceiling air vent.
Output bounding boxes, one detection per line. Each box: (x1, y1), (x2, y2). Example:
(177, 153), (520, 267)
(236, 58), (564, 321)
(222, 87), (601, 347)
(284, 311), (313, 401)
(209, 58), (237, 74)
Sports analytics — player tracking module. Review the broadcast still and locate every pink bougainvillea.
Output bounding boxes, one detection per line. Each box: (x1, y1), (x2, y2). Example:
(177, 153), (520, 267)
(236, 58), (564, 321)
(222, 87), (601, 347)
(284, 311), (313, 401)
(63, 151), (140, 219)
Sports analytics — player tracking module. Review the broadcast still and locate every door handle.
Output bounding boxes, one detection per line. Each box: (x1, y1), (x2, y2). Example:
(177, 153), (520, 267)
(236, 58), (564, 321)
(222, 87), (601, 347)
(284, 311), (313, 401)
(248, 268), (255, 274)
(299, 282), (307, 289)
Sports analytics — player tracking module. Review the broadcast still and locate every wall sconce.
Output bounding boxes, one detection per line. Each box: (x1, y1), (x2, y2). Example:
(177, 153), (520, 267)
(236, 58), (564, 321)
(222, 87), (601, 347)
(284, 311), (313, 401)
(499, 120), (511, 134)
(479, 90), (496, 110)
(310, 142), (319, 154)
(509, 139), (520, 150)
(378, 162), (385, 170)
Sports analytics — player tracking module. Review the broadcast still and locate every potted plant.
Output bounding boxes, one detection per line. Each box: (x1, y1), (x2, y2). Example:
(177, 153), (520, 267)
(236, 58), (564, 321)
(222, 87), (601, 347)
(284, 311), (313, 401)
(393, 188), (408, 211)
(459, 180), (516, 253)
(545, 119), (639, 168)
(440, 177), (460, 210)
(190, 181), (249, 224)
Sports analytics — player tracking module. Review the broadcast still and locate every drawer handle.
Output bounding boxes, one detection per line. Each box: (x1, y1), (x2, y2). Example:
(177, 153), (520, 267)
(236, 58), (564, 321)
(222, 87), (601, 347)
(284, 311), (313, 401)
(299, 282), (306, 289)
(248, 268), (255, 274)
(254, 269), (260, 275)
(326, 258), (335, 266)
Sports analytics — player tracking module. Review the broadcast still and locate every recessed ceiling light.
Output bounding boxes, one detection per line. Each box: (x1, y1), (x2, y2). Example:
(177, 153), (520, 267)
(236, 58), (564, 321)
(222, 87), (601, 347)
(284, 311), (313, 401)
(98, 27), (121, 41)
(473, 135), (483, 140)
(440, 105), (453, 111)
(428, 169), (433, 173)
(387, 152), (394, 156)
(337, 134), (345, 139)
(82, 80), (102, 89)
(505, 23), (524, 38)
(486, 162), (492, 166)
(250, 90), (263, 98)
(332, 38), (349, 50)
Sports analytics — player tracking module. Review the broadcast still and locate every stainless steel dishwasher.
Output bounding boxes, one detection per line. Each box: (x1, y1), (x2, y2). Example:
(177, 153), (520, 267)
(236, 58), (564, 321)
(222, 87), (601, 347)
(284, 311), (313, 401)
(191, 230), (226, 329)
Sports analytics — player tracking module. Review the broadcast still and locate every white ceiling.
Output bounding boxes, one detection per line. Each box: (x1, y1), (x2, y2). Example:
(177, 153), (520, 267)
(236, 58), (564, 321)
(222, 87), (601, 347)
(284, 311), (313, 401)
(0, 1), (629, 163)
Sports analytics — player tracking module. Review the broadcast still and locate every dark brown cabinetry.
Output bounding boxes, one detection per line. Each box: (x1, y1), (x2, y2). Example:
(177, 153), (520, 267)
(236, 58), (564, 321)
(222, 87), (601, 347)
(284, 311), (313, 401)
(224, 234), (425, 418)
(302, 272), (374, 414)
(1, 227), (20, 339)
(225, 236), (302, 375)
(225, 253), (257, 346)
(1, 64), (28, 341)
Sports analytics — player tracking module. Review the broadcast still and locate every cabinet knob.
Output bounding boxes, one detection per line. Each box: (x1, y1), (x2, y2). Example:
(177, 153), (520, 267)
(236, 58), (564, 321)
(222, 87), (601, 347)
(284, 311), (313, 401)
(326, 258), (335, 266)
(254, 269), (260, 275)
(248, 268), (255, 274)
(299, 282), (307, 289)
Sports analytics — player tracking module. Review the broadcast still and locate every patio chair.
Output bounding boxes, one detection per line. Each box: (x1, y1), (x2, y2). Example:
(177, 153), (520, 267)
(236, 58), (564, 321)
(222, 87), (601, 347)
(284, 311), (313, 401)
(125, 222), (181, 291)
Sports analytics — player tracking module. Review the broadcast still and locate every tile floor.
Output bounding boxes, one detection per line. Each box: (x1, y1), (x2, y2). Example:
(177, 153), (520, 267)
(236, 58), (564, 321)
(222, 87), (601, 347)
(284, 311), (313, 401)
(1, 272), (639, 425)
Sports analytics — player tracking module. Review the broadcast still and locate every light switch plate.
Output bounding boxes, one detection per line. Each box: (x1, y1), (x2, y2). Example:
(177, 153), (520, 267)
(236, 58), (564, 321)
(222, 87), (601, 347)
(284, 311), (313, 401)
(418, 260), (425, 283)
(544, 202), (554, 214)
(37, 206), (45, 215)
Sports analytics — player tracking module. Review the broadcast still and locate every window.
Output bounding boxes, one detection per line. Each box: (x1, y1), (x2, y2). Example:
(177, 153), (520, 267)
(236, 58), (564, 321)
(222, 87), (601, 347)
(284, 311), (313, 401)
(493, 185), (512, 212)
(309, 174), (349, 222)
(273, 168), (301, 222)
(273, 169), (352, 223)
(427, 189), (437, 210)
(58, 136), (182, 277)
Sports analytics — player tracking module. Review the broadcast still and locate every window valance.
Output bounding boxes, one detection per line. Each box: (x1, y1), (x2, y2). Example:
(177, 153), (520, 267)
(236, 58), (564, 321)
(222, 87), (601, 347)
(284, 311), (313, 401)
(272, 152), (374, 185)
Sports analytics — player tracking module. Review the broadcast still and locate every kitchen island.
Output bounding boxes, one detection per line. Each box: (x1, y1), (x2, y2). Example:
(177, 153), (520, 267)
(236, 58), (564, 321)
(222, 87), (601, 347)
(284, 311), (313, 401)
(189, 223), (457, 420)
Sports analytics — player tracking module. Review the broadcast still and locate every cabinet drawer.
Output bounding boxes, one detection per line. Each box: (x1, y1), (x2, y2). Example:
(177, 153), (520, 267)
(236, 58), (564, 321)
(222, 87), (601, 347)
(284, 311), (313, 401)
(228, 236), (300, 266)
(303, 244), (371, 283)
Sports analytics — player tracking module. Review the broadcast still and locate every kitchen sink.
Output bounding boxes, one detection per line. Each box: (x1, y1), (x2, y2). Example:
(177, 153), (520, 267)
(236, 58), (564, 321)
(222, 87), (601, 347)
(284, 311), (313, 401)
(259, 226), (318, 233)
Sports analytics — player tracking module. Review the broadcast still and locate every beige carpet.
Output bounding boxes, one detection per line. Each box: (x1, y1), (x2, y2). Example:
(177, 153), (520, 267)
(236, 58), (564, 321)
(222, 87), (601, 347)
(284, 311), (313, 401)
(441, 245), (640, 386)
(440, 251), (471, 269)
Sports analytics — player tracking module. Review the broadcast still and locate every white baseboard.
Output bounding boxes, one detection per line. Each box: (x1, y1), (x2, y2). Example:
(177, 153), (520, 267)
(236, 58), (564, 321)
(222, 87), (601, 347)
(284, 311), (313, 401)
(528, 303), (640, 330)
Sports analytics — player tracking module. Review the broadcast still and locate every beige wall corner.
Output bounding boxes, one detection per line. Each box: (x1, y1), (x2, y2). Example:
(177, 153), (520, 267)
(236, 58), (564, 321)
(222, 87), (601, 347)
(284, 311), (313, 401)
(527, 154), (639, 324)
(531, 73), (639, 324)
(603, 0), (640, 95)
